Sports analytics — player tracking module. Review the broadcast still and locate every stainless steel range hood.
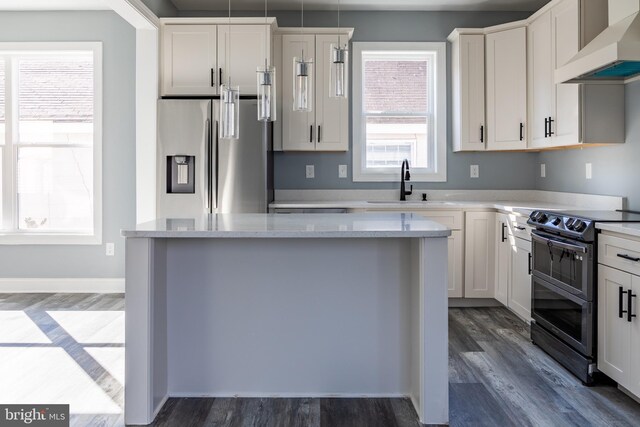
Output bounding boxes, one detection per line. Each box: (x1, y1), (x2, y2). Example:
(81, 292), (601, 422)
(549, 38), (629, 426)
(556, 0), (640, 84)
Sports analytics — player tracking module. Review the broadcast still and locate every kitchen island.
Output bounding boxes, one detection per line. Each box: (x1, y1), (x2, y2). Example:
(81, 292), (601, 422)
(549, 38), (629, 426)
(122, 213), (450, 425)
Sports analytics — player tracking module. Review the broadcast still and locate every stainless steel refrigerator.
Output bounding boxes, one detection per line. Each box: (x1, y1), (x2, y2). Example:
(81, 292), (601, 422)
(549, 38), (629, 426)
(156, 99), (273, 218)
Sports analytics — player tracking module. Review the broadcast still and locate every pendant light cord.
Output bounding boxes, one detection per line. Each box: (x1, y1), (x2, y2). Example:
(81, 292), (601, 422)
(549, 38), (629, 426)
(264, 0), (268, 68)
(301, 0), (304, 60)
(227, 0), (231, 86)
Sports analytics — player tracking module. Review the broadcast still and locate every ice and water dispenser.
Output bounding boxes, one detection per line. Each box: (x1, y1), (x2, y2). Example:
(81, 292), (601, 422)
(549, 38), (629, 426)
(166, 155), (195, 194)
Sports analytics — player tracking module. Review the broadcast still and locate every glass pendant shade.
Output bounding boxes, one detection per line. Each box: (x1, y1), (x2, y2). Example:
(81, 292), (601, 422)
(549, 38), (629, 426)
(257, 66), (276, 122)
(330, 44), (348, 98)
(220, 84), (240, 139)
(293, 57), (313, 112)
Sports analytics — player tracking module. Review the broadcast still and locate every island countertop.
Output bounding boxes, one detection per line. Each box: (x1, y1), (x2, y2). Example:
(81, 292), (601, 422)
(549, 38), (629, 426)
(121, 212), (451, 239)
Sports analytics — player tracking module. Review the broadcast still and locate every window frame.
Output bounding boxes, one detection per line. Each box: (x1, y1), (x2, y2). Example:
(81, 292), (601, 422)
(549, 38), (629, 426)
(352, 42), (447, 182)
(0, 42), (102, 245)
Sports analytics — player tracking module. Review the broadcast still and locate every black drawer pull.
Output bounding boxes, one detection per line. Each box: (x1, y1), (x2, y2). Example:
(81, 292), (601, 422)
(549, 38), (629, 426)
(617, 254), (640, 262)
(619, 286), (628, 319)
(629, 292), (637, 322)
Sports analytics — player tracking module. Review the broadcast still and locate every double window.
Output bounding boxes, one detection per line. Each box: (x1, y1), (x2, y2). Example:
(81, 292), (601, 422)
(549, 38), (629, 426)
(0, 43), (102, 244)
(352, 42), (447, 182)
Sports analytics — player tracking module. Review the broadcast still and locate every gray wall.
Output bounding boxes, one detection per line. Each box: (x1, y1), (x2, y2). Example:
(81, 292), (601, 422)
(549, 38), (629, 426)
(537, 81), (640, 211)
(141, 0), (178, 17)
(0, 11), (136, 278)
(182, 10), (538, 190)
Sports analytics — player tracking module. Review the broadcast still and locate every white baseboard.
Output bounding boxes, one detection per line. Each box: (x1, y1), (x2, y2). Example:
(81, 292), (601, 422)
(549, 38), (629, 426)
(0, 278), (125, 293)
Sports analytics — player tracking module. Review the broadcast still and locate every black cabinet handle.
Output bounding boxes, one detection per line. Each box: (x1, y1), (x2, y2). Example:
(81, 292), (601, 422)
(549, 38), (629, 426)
(617, 253), (640, 262)
(548, 117), (555, 136)
(514, 226), (527, 231)
(310, 125), (314, 143)
(211, 68), (215, 87)
(619, 286), (628, 319)
(629, 292), (637, 322)
(528, 253), (532, 275)
(544, 118), (549, 138)
(480, 125), (484, 143)
(219, 68), (223, 86)
(501, 223), (507, 243)
(318, 125), (321, 143)
(520, 123), (524, 141)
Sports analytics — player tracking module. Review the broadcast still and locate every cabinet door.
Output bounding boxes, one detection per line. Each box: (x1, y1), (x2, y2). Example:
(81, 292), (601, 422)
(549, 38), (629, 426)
(464, 212), (495, 298)
(631, 275), (640, 397)
(494, 215), (511, 305)
(459, 35), (485, 151)
(449, 230), (464, 298)
(551, 0), (580, 147)
(218, 25), (270, 95)
(509, 237), (532, 321)
(162, 24), (217, 96)
(486, 27), (527, 151)
(598, 265), (631, 385)
(314, 35), (348, 152)
(282, 35), (316, 151)
(527, 11), (553, 149)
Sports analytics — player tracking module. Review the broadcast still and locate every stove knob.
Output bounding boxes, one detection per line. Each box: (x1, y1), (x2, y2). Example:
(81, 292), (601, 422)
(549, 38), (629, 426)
(538, 213), (548, 223)
(566, 218), (575, 229)
(573, 220), (586, 232)
(552, 217), (562, 226)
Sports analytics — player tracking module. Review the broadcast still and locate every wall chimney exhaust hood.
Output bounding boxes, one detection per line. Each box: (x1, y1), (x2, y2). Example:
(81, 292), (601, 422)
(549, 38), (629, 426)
(556, 0), (640, 84)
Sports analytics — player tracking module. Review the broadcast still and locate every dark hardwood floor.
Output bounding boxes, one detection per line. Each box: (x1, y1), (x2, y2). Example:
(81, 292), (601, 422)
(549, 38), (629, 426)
(2, 293), (640, 426)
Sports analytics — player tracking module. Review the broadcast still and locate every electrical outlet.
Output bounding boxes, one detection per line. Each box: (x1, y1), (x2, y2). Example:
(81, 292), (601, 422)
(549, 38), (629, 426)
(586, 163), (592, 180)
(106, 243), (115, 257)
(338, 164), (348, 178)
(541, 164), (546, 178)
(306, 165), (315, 179)
(470, 165), (479, 179)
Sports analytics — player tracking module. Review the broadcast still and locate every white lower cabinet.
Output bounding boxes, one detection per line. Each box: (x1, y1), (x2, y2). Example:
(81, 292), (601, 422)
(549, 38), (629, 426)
(448, 230), (464, 298)
(598, 263), (640, 397)
(509, 237), (532, 321)
(495, 214), (511, 305)
(464, 212), (496, 298)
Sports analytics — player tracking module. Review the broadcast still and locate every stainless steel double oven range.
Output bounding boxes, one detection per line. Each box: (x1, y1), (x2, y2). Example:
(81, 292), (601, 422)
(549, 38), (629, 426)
(528, 210), (640, 384)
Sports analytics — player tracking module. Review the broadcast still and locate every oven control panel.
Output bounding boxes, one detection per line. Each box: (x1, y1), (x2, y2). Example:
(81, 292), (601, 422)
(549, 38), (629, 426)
(528, 211), (594, 241)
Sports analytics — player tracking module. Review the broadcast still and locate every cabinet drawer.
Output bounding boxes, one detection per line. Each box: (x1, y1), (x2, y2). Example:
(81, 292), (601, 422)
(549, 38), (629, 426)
(416, 211), (463, 230)
(599, 234), (640, 275)
(511, 216), (532, 242)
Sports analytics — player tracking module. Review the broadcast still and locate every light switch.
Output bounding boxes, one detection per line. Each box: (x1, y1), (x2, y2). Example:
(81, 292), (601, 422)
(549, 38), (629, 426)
(470, 165), (479, 178)
(306, 165), (315, 179)
(586, 163), (592, 180)
(541, 164), (546, 178)
(339, 164), (348, 178)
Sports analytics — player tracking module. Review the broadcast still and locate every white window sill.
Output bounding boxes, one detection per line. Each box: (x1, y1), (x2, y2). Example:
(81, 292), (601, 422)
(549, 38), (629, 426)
(0, 232), (102, 245)
(353, 171), (447, 183)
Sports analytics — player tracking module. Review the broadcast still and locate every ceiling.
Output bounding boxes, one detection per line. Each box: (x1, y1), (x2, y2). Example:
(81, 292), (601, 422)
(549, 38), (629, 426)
(171, 0), (551, 12)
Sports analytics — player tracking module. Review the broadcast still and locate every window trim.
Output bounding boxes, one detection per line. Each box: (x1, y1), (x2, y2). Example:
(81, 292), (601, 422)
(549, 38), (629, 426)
(0, 42), (102, 245)
(352, 42), (447, 182)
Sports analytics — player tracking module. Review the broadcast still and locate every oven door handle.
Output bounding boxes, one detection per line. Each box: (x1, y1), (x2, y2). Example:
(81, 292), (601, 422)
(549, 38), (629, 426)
(531, 231), (588, 254)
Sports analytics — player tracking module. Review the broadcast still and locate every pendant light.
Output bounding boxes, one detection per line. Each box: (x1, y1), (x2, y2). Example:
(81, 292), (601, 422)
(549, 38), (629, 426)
(293, 0), (313, 112)
(330, 0), (348, 98)
(220, 0), (240, 139)
(257, 0), (276, 122)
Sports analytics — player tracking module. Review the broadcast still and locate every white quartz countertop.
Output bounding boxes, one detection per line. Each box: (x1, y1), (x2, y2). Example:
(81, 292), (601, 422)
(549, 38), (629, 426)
(597, 223), (640, 238)
(122, 213), (452, 239)
(269, 200), (583, 216)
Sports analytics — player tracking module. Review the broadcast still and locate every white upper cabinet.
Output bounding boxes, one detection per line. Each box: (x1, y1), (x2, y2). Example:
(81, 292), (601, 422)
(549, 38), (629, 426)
(160, 21), (272, 97)
(486, 27), (528, 150)
(162, 24), (218, 96)
(528, 0), (624, 149)
(218, 25), (271, 95)
(314, 35), (349, 152)
(281, 32), (350, 152)
(450, 32), (486, 152)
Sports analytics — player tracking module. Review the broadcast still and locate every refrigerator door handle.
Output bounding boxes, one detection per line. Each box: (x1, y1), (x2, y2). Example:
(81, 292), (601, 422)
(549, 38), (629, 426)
(205, 118), (212, 213)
